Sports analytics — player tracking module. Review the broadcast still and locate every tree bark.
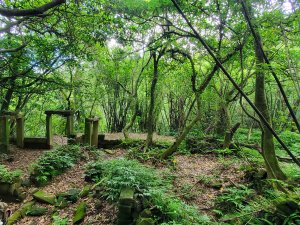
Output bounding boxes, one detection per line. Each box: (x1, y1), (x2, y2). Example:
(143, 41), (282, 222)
(123, 98), (138, 140)
(146, 53), (159, 148)
(252, 17), (286, 180)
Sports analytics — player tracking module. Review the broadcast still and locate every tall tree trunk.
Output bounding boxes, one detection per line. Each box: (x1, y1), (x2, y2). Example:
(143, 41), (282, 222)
(252, 17), (286, 180)
(146, 54), (159, 148)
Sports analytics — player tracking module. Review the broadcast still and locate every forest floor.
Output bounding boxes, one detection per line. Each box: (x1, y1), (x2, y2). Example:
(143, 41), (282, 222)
(0, 133), (263, 224)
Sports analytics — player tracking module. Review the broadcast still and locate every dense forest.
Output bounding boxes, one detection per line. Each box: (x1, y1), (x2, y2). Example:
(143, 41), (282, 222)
(0, 0), (299, 224)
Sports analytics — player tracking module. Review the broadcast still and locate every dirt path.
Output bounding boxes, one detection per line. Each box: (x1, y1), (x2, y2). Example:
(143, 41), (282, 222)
(171, 154), (245, 214)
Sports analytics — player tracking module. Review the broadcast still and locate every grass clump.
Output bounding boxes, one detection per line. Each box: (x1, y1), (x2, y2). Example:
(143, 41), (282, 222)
(29, 145), (82, 185)
(0, 164), (22, 183)
(84, 158), (210, 224)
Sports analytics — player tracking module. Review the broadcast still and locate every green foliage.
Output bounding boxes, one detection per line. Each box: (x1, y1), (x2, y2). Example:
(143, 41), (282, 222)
(148, 188), (211, 225)
(0, 164), (22, 183)
(85, 158), (162, 200)
(126, 146), (164, 162)
(275, 130), (300, 157)
(52, 214), (68, 225)
(234, 128), (261, 144)
(84, 158), (211, 224)
(215, 185), (255, 213)
(29, 145), (82, 185)
(120, 139), (145, 148)
(215, 183), (300, 224)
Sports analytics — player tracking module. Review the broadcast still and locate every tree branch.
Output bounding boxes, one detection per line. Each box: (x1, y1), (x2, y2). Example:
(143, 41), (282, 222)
(0, 0), (65, 17)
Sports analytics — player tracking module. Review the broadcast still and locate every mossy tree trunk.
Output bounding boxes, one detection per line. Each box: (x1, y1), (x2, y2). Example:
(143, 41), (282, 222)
(254, 40), (286, 180)
(216, 102), (231, 136)
(146, 50), (165, 149)
(245, 2), (287, 180)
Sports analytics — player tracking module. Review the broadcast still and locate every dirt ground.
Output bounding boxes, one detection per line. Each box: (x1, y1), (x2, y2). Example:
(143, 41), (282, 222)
(0, 133), (246, 224)
(171, 154), (244, 214)
(104, 132), (175, 142)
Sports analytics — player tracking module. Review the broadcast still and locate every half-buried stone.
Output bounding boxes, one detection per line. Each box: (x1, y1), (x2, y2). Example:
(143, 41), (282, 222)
(32, 190), (56, 205)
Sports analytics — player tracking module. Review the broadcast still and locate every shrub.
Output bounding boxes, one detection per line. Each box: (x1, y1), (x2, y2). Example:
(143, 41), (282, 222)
(0, 164), (22, 183)
(30, 145), (82, 185)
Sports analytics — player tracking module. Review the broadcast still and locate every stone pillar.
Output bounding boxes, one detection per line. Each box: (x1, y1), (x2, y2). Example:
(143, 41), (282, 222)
(16, 113), (24, 148)
(0, 116), (9, 153)
(91, 119), (99, 147)
(66, 115), (74, 137)
(46, 114), (53, 149)
(84, 118), (92, 145)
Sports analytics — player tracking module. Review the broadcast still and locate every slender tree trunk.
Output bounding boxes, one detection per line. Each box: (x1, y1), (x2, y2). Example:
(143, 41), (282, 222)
(253, 25), (286, 180)
(146, 54), (159, 148)
(123, 97), (138, 139)
(161, 94), (201, 159)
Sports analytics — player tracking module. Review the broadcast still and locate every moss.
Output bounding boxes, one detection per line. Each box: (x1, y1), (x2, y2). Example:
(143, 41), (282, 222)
(79, 185), (91, 198)
(6, 201), (34, 225)
(72, 202), (87, 224)
(33, 190), (56, 205)
(119, 187), (135, 205)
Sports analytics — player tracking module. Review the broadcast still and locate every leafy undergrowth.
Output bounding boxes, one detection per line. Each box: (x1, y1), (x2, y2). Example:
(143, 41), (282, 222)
(84, 158), (211, 224)
(214, 184), (300, 224)
(0, 164), (22, 183)
(29, 145), (83, 186)
(235, 128), (300, 157)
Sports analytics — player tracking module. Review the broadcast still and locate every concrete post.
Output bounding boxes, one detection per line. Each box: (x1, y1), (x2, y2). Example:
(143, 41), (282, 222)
(66, 115), (74, 137)
(91, 119), (99, 147)
(16, 113), (24, 148)
(84, 118), (92, 145)
(46, 114), (53, 149)
(0, 116), (9, 153)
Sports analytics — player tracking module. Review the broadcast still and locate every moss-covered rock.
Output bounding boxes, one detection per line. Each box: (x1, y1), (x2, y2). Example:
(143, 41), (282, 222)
(33, 190), (56, 205)
(6, 201), (34, 225)
(0, 181), (26, 202)
(119, 187), (135, 205)
(73, 202), (87, 224)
